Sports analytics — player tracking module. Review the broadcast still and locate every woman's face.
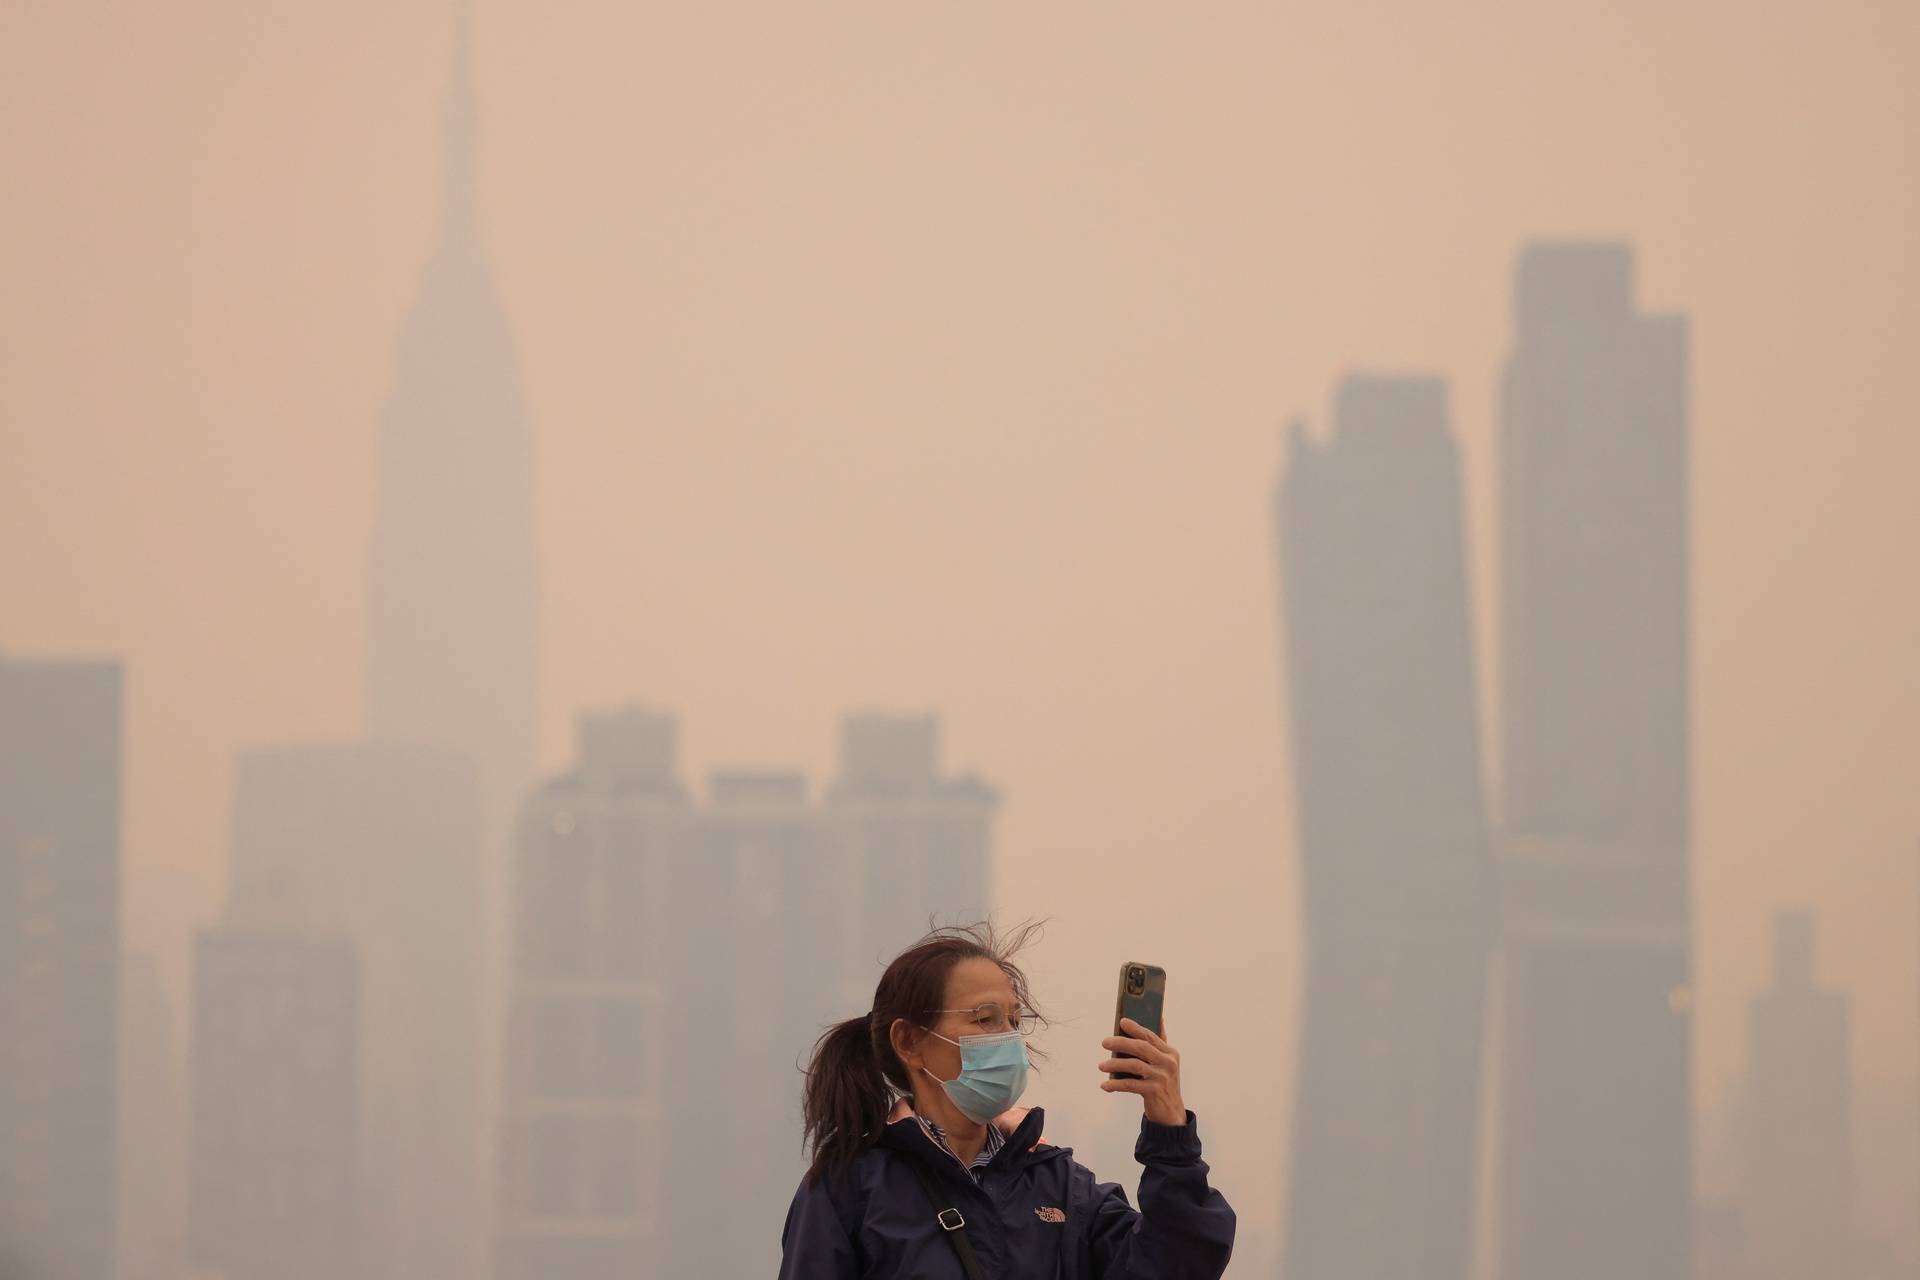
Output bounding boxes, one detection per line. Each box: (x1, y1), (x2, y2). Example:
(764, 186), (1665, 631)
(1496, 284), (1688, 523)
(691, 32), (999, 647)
(898, 956), (1023, 1089)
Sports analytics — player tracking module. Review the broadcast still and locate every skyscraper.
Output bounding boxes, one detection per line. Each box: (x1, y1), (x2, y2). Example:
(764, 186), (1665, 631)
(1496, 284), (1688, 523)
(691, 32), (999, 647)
(829, 713), (999, 1003)
(187, 920), (359, 1280)
(363, 11), (539, 1262)
(364, 0), (537, 1012)
(0, 655), (124, 1280)
(1274, 377), (1493, 1280)
(495, 708), (996, 1278)
(495, 708), (690, 1280)
(1742, 910), (1853, 1280)
(1495, 242), (1692, 1280)
(227, 742), (485, 1280)
(117, 949), (186, 1280)
(689, 766), (840, 1263)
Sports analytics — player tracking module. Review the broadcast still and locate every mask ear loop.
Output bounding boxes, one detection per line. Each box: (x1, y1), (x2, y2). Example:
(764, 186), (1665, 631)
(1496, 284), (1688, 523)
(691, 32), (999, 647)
(921, 1027), (962, 1085)
(914, 1024), (956, 1088)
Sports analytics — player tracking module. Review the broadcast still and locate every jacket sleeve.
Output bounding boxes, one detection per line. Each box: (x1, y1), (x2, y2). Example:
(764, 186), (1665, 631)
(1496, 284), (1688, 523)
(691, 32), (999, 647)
(778, 1173), (859, 1279)
(1075, 1110), (1236, 1280)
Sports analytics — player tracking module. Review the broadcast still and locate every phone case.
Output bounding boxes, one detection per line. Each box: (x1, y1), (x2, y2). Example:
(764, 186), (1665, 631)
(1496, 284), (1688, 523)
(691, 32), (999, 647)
(1112, 962), (1166, 1080)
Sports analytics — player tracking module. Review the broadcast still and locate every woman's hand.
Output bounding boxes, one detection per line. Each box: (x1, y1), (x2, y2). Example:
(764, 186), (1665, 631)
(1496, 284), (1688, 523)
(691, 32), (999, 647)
(1098, 1017), (1187, 1126)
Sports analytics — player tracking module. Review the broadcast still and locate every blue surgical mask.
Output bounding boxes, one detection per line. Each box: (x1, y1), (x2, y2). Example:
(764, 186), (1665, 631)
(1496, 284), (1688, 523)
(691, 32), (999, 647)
(922, 1028), (1030, 1124)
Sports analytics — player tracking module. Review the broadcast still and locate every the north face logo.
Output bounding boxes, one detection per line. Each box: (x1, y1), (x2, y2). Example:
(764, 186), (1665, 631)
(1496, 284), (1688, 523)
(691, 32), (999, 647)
(1035, 1207), (1066, 1224)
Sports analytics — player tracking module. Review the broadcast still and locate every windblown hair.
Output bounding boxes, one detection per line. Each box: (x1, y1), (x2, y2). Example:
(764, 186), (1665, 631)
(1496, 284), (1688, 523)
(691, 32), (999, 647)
(800, 919), (1048, 1187)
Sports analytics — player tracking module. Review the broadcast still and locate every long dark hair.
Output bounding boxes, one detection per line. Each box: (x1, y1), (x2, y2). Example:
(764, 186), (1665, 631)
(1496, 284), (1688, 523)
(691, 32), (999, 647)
(800, 919), (1047, 1187)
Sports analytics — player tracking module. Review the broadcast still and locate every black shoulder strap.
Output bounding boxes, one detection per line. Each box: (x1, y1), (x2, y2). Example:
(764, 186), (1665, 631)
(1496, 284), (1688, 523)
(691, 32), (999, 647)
(903, 1156), (991, 1280)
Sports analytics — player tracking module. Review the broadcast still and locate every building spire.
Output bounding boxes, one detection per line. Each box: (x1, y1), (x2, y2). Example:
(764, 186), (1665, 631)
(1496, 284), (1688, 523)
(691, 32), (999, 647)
(442, 0), (478, 250)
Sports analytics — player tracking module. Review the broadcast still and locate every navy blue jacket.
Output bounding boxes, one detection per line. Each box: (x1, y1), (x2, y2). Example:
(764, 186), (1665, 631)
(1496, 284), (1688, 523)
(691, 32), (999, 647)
(778, 1104), (1235, 1278)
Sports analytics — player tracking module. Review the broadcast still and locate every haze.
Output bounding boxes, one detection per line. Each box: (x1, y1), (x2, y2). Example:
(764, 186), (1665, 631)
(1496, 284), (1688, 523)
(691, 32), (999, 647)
(4, 2), (1918, 1276)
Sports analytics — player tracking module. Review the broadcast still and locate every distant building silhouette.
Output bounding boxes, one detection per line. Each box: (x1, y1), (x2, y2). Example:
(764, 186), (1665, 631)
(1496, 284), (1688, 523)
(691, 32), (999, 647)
(1692, 1197), (1748, 1280)
(187, 909), (359, 1280)
(1274, 377), (1493, 1280)
(0, 655), (123, 1280)
(117, 949), (186, 1280)
(365, 8), (538, 836)
(1495, 242), (1692, 1280)
(1741, 910), (1853, 1280)
(227, 742), (486, 1280)
(1848, 1234), (1903, 1280)
(495, 708), (687, 1280)
(362, 8), (539, 1260)
(115, 867), (211, 1280)
(828, 713), (999, 1003)
(495, 708), (996, 1278)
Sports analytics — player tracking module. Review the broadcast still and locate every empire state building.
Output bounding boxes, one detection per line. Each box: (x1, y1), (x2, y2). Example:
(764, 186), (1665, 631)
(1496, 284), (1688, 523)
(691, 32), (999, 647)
(365, 6), (538, 846)
(363, 20), (538, 1264)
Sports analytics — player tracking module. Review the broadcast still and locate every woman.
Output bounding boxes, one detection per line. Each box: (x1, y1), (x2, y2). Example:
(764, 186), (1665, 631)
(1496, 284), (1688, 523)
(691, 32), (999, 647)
(779, 922), (1235, 1278)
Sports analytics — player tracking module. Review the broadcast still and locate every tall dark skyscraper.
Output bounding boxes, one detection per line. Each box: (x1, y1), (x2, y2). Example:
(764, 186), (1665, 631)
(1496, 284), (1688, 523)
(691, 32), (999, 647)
(0, 655), (124, 1280)
(1495, 242), (1692, 1280)
(1274, 377), (1493, 1280)
(365, 5), (538, 852)
(1742, 910), (1853, 1280)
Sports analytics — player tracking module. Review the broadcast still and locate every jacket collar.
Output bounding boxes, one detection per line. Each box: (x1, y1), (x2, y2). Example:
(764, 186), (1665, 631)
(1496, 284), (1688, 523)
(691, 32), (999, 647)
(880, 1097), (1057, 1167)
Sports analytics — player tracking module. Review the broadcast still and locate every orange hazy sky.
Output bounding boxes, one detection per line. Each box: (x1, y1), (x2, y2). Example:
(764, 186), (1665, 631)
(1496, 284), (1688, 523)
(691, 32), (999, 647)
(4, 1), (1918, 1267)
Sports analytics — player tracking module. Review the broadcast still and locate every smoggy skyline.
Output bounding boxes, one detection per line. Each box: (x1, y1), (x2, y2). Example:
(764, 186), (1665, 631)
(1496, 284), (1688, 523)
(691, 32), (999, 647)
(5, 2), (1919, 1269)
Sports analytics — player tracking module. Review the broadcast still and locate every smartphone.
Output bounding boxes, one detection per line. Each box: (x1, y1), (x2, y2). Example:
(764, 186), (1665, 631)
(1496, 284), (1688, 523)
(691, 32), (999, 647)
(1111, 962), (1166, 1080)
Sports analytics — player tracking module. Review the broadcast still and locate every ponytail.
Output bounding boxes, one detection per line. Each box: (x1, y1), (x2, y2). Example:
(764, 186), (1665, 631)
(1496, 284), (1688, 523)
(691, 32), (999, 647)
(801, 1014), (893, 1187)
(798, 919), (1049, 1187)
